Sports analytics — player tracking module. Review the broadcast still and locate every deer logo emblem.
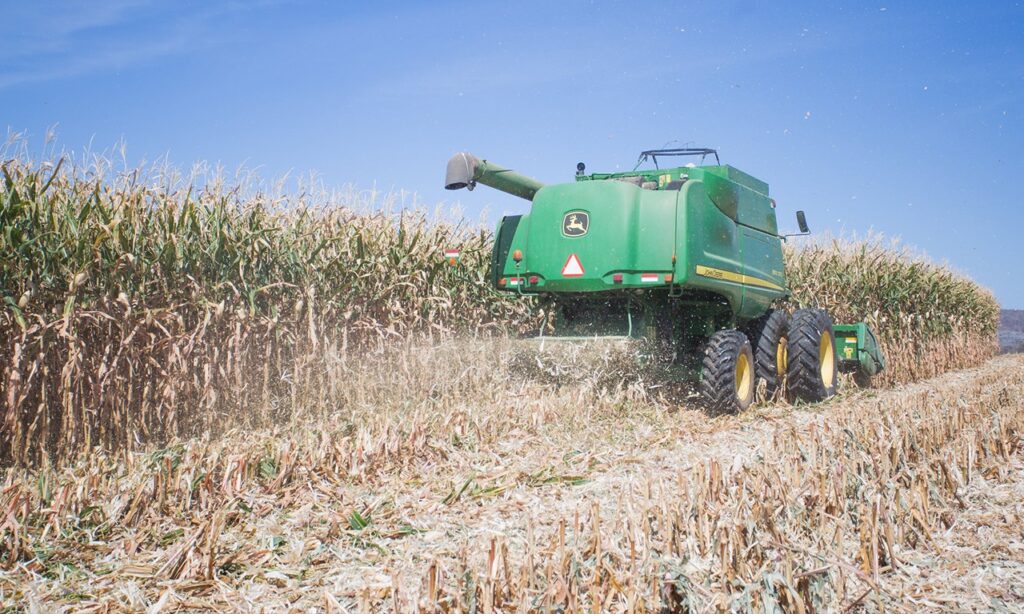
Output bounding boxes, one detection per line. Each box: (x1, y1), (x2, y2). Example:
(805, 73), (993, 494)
(562, 211), (589, 237)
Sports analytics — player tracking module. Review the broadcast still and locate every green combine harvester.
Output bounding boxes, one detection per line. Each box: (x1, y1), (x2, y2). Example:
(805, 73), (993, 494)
(444, 148), (884, 411)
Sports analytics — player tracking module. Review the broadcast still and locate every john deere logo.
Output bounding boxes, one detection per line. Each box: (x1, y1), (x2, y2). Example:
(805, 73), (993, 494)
(562, 211), (589, 237)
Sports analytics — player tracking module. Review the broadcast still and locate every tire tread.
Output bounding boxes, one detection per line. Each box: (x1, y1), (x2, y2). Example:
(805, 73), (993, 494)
(745, 309), (789, 396)
(700, 329), (754, 413)
(787, 308), (837, 402)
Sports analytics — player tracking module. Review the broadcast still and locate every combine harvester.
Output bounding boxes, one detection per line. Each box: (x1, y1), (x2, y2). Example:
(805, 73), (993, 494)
(444, 148), (884, 411)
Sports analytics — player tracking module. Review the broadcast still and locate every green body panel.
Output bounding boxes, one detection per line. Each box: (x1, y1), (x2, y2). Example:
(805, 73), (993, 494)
(515, 181), (677, 292)
(697, 168), (778, 235)
(494, 164), (786, 325)
(833, 323), (886, 376)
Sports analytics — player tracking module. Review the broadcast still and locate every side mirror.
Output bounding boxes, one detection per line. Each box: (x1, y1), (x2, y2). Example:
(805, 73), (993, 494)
(796, 210), (810, 234)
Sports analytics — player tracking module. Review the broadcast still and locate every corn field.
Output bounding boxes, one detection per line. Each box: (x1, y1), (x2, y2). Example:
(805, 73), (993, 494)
(0, 154), (1002, 467)
(0, 153), (1016, 611)
(0, 156), (529, 466)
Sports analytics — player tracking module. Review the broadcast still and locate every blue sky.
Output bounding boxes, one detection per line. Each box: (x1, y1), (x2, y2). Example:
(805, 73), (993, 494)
(2, 1), (1022, 306)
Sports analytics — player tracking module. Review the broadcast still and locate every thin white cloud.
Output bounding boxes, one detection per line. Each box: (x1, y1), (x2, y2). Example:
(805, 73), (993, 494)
(0, 1), (153, 59)
(0, 1), (287, 90)
(0, 33), (190, 90)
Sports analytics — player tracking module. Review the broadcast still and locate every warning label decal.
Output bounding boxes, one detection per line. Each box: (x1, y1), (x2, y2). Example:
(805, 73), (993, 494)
(561, 254), (585, 277)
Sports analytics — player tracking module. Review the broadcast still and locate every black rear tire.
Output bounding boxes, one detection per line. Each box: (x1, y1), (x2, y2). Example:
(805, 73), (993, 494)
(744, 309), (789, 398)
(700, 330), (756, 413)
(787, 309), (838, 402)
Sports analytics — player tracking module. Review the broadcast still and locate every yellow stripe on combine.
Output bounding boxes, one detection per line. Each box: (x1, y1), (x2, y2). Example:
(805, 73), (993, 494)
(695, 265), (786, 291)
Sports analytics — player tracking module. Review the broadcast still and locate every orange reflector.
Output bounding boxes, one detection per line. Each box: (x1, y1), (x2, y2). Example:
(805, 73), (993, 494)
(448, 257), (457, 266)
(512, 249), (523, 262)
(498, 278), (507, 287)
(664, 274), (673, 282)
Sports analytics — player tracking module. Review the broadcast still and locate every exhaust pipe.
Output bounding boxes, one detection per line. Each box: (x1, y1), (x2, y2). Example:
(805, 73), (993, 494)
(444, 152), (545, 201)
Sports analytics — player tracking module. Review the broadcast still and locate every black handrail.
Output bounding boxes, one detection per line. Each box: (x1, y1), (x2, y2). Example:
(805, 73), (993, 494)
(634, 148), (720, 170)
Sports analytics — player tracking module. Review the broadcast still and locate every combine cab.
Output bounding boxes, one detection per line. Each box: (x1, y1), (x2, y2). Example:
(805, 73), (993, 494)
(445, 148), (884, 411)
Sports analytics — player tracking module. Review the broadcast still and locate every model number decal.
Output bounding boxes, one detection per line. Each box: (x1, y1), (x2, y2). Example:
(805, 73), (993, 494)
(695, 265), (786, 291)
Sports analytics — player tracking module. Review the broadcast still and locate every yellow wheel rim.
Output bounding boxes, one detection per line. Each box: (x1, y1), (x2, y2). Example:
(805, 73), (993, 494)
(735, 352), (753, 403)
(819, 332), (835, 388)
(776, 337), (788, 377)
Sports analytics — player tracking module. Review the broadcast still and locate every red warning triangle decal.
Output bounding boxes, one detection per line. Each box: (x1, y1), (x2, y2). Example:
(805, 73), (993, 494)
(561, 253), (585, 277)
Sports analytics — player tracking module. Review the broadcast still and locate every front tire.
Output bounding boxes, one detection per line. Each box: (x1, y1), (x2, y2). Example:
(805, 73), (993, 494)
(787, 309), (838, 402)
(700, 330), (756, 413)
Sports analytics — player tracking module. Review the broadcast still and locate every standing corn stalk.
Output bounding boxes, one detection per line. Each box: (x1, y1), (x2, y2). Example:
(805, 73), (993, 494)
(0, 155), (531, 466)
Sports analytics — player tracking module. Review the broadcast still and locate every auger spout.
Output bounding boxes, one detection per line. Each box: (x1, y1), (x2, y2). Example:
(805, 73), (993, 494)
(444, 152), (545, 201)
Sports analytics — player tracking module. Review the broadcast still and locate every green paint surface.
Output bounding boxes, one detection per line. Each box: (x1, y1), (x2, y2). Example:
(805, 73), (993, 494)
(493, 163), (786, 324)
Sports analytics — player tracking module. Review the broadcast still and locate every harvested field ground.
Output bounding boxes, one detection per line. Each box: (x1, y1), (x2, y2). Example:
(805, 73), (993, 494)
(2, 342), (1022, 612)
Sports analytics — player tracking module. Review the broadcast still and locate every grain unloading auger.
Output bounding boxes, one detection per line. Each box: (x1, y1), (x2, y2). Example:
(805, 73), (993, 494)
(444, 149), (885, 411)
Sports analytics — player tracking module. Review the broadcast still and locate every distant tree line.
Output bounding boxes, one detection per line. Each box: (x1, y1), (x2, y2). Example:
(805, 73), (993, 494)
(1001, 309), (1024, 332)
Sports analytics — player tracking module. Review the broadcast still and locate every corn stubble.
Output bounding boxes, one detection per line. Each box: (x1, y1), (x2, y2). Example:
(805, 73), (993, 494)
(2, 342), (1022, 610)
(1, 153), (1016, 611)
